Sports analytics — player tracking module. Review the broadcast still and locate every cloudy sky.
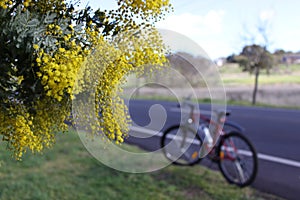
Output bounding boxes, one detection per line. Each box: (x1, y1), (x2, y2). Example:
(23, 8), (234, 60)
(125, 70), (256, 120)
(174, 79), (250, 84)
(80, 0), (300, 59)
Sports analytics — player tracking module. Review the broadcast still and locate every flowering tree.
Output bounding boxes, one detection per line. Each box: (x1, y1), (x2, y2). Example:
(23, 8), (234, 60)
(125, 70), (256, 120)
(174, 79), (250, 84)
(0, 0), (171, 159)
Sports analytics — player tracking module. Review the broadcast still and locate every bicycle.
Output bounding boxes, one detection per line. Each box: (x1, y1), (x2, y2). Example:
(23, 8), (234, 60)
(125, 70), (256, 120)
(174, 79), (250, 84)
(161, 98), (258, 187)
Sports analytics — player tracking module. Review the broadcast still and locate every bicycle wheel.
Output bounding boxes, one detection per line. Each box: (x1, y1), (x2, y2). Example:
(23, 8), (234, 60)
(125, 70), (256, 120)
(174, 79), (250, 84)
(217, 131), (258, 187)
(161, 125), (203, 166)
(222, 122), (244, 134)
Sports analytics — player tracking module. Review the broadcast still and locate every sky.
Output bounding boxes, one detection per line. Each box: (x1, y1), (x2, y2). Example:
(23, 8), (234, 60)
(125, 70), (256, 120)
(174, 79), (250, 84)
(79, 0), (300, 59)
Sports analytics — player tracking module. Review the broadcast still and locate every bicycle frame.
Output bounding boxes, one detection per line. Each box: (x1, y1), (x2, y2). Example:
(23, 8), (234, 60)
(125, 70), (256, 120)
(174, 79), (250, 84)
(197, 110), (244, 162)
(178, 99), (245, 161)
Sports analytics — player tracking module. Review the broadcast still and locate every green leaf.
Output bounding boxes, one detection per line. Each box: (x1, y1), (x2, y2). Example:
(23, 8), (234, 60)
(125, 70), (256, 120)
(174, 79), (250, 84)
(44, 12), (57, 23)
(27, 19), (39, 27)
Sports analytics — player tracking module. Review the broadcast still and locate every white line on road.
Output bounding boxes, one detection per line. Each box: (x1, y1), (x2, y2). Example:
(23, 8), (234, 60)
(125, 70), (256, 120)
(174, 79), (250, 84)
(257, 153), (300, 168)
(130, 126), (200, 144)
(130, 126), (163, 137)
(130, 126), (300, 168)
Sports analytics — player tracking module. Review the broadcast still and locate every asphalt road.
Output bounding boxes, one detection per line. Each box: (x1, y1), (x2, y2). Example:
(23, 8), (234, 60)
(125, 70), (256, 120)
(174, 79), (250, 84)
(125, 99), (300, 200)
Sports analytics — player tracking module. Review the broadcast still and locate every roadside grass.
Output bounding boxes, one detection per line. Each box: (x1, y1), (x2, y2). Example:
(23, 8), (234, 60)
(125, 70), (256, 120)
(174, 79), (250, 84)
(219, 63), (300, 75)
(222, 99), (300, 109)
(122, 63), (300, 110)
(0, 131), (284, 200)
(125, 95), (300, 110)
(124, 64), (300, 88)
(219, 63), (300, 86)
(221, 74), (300, 86)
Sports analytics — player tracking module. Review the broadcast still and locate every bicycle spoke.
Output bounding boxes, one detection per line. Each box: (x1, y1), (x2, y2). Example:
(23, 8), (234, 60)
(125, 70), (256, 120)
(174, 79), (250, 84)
(234, 160), (246, 183)
(218, 132), (258, 187)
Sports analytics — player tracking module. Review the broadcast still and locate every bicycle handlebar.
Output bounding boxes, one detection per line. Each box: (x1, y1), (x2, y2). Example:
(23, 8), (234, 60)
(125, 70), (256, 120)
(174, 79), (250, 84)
(177, 97), (230, 124)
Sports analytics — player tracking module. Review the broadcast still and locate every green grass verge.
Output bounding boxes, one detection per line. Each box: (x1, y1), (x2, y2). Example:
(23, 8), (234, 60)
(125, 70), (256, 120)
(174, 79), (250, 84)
(219, 63), (300, 85)
(125, 95), (300, 110)
(0, 131), (284, 200)
(219, 63), (300, 74)
(221, 75), (300, 85)
(204, 98), (300, 110)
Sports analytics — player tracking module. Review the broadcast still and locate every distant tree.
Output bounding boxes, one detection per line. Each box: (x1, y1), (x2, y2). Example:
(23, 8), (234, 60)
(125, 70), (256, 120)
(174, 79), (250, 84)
(241, 16), (274, 72)
(167, 52), (211, 87)
(274, 49), (286, 55)
(226, 54), (237, 63)
(235, 44), (273, 105)
(237, 17), (274, 104)
(273, 49), (286, 65)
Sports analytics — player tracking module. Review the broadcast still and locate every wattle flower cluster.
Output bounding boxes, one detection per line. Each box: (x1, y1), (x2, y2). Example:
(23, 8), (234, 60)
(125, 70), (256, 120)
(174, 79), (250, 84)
(0, 0), (171, 159)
